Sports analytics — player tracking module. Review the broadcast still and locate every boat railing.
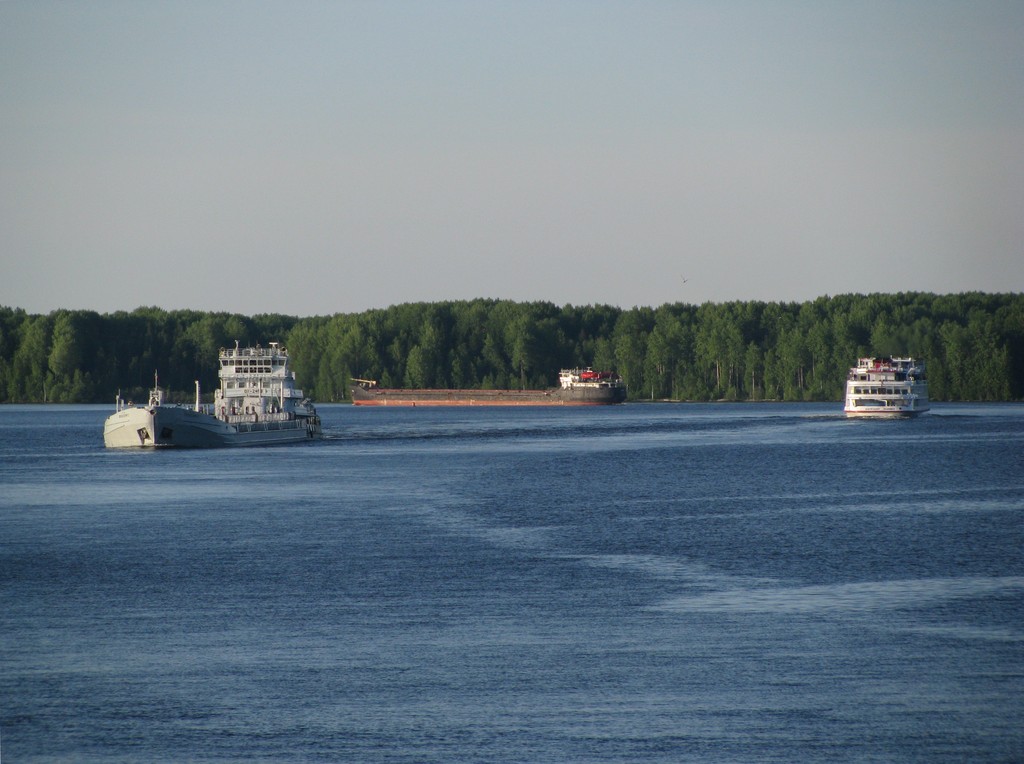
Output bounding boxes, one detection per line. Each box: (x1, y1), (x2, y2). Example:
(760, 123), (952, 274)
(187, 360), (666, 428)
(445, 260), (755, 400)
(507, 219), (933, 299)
(233, 418), (306, 434)
(850, 389), (919, 400)
(852, 357), (925, 373)
(219, 344), (288, 361)
(222, 411), (296, 425)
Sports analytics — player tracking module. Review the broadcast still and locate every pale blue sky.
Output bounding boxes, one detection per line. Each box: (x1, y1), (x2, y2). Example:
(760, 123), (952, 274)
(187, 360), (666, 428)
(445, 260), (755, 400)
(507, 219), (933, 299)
(2, 1), (1022, 315)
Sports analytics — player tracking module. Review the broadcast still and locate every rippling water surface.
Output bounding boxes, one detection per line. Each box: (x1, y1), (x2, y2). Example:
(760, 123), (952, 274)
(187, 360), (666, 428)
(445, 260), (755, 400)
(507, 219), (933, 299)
(2, 402), (1023, 762)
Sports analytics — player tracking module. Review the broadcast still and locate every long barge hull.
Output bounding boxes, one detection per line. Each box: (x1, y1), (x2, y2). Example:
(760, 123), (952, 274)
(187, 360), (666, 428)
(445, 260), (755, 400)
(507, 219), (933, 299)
(349, 386), (625, 406)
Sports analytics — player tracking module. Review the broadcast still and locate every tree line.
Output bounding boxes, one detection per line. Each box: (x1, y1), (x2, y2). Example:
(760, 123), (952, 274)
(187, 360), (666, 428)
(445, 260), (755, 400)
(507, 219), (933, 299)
(1, 292), (1022, 404)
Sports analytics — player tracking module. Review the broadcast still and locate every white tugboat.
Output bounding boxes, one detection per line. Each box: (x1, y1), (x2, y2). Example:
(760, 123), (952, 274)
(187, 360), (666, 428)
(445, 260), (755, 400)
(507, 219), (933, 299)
(844, 357), (930, 418)
(104, 342), (322, 447)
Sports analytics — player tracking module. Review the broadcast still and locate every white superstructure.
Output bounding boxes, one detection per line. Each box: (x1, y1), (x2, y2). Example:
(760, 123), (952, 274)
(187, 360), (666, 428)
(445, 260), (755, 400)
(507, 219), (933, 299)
(104, 342), (322, 448)
(558, 368), (624, 390)
(844, 357), (930, 418)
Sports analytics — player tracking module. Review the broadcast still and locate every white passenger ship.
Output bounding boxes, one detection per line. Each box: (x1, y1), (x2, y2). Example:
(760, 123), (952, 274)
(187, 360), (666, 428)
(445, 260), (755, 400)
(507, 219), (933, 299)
(844, 357), (930, 418)
(104, 342), (322, 447)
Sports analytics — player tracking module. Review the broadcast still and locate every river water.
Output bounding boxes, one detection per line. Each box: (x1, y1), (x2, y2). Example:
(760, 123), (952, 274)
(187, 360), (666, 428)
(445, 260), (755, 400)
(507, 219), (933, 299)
(2, 402), (1022, 762)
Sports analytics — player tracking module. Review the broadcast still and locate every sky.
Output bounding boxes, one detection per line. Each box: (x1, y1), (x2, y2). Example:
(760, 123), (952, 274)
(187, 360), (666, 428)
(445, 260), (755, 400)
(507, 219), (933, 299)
(2, 1), (1022, 317)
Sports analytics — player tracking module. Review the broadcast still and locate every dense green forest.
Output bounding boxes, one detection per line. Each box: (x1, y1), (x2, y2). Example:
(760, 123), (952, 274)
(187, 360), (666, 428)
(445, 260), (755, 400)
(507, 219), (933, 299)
(1, 293), (1022, 404)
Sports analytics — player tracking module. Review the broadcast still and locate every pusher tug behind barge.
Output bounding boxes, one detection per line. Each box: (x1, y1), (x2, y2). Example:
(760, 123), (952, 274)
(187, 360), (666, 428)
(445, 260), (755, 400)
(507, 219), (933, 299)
(103, 342), (322, 447)
(349, 368), (627, 406)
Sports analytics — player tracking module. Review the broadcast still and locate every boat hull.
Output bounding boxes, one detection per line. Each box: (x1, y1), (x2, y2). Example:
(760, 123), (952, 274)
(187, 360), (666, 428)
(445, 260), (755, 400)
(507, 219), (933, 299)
(103, 406), (321, 448)
(843, 406), (929, 419)
(844, 388), (930, 418)
(348, 385), (625, 406)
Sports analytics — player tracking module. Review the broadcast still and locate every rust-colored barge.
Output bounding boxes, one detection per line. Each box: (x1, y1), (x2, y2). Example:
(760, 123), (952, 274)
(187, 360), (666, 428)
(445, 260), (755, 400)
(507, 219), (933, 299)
(349, 369), (626, 406)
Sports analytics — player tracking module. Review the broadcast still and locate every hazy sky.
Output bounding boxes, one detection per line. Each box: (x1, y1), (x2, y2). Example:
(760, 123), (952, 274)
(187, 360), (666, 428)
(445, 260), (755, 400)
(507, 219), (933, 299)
(2, 1), (1022, 316)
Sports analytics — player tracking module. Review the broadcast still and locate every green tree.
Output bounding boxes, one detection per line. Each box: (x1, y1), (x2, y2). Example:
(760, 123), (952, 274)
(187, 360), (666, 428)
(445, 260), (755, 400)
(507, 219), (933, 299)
(2, 294), (1023, 403)
(11, 315), (52, 401)
(612, 309), (652, 395)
